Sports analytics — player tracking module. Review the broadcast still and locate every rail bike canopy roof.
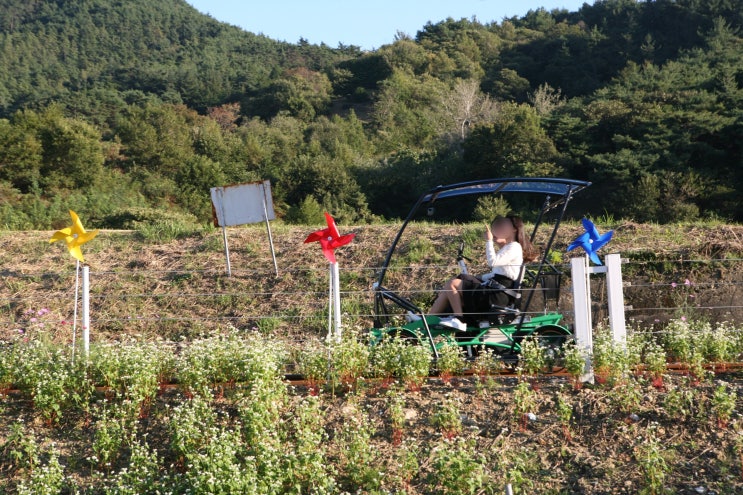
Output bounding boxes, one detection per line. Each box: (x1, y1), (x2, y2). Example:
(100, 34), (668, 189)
(421, 177), (591, 212)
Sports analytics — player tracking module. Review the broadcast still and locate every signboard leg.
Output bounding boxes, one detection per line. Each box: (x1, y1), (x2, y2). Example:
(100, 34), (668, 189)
(262, 185), (279, 277)
(222, 226), (232, 277)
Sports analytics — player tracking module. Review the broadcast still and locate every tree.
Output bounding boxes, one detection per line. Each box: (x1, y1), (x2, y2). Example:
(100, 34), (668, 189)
(462, 103), (561, 179)
(438, 78), (498, 141)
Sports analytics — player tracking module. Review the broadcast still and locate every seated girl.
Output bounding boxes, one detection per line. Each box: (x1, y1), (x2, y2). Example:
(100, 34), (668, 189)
(427, 215), (538, 331)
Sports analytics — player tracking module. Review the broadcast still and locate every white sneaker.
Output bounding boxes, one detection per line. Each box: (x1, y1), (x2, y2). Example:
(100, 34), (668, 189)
(405, 311), (422, 322)
(438, 316), (467, 331)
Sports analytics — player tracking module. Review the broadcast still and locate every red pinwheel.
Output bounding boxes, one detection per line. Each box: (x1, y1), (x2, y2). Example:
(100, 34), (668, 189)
(304, 212), (355, 263)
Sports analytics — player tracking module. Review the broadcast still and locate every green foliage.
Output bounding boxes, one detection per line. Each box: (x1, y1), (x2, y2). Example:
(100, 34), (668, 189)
(711, 384), (736, 427)
(284, 196), (326, 225)
(635, 427), (671, 495)
(16, 447), (65, 495)
(337, 406), (382, 491)
(435, 340), (466, 380)
(562, 342), (587, 380)
(427, 437), (487, 495)
(2, 0), (743, 224)
(472, 195), (511, 223)
(430, 395), (463, 438)
(371, 335), (432, 388)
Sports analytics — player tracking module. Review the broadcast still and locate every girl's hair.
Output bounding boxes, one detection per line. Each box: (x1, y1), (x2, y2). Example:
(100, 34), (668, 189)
(493, 215), (540, 262)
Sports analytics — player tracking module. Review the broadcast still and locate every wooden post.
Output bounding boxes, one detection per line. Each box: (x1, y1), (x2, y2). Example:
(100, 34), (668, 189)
(571, 255), (594, 383)
(605, 253), (627, 346)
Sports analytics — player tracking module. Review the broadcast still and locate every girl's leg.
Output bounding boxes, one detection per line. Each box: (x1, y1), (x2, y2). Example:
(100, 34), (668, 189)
(430, 278), (464, 317)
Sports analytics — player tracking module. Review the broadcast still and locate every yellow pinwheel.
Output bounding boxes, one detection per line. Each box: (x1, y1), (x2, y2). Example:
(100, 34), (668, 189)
(50, 210), (99, 263)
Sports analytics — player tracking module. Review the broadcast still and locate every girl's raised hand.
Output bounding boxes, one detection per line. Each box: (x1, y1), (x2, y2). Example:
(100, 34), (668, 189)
(484, 223), (493, 241)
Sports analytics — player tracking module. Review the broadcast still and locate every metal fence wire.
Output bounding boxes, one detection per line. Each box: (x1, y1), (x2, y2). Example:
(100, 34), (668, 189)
(1, 258), (743, 342)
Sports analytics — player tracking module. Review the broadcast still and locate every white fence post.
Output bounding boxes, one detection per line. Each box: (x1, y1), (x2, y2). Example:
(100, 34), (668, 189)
(571, 256), (594, 383)
(605, 253), (626, 346)
(82, 264), (91, 360)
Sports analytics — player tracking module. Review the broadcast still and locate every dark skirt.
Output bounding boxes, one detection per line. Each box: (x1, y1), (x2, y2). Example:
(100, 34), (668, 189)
(457, 273), (516, 321)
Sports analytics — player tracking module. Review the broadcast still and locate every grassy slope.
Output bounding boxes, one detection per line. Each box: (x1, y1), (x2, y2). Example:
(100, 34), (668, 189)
(2, 221), (743, 342)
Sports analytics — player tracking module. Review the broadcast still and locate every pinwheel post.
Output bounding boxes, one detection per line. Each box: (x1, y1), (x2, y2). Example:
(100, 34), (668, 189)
(568, 218), (625, 383)
(49, 210), (98, 362)
(304, 213), (355, 342)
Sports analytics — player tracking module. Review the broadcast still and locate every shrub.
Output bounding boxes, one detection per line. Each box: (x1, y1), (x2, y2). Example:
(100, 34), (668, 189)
(284, 196), (326, 225)
(711, 384), (736, 428)
(330, 333), (370, 387)
(16, 447), (65, 495)
(104, 437), (165, 495)
(435, 340), (466, 383)
(430, 395), (463, 439)
(371, 334), (432, 388)
(427, 437), (487, 495)
(337, 406), (382, 491)
(13, 341), (86, 424)
(284, 397), (337, 494)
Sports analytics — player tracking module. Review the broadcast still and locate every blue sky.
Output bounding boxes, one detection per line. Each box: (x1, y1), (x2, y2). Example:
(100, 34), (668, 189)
(186, 0), (590, 50)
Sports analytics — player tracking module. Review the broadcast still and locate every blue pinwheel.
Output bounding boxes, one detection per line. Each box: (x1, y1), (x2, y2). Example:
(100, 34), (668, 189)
(567, 218), (614, 265)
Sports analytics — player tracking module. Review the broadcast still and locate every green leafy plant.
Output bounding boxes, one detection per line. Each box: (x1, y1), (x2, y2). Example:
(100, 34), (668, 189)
(427, 437), (487, 495)
(711, 384), (736, 429)
(592, 327), (630, 386)
(4, 421), (39, 474)
(331, 332), (370, 389)
(387, 388), (407, 445)
(105, 436), (165, 495)
(337, 406), (382, 491)
(91, 343), (167, 419)
(513, 381), (537, 431)
(284, 396), (337, 494)
(430, 395), (463, 439)
(662, 385), (697, 421)
(16, 446), (65, 495)
(519, 336), (545, 379)
(13, 341), (82, 425)
(555, 390), (573, 442)
(663, 318), (694, 365)
(371, 335), (431, 390)
(435, 340), (466, 384)
(471, 348), (500, 393)
(639, 337), (667, 389)
(562, 342), (587, 390)
(635, 426), (671, 495)
(91, 402), (127, 470)
(297, 341), (330, 395)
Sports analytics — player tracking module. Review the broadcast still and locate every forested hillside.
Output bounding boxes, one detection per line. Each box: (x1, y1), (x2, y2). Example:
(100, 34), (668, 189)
(0, 0), (742, 228)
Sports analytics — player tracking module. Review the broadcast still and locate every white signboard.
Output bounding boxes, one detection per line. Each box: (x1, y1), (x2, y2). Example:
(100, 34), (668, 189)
(211, 180), (275, 227)
(209, 180), (278, 276)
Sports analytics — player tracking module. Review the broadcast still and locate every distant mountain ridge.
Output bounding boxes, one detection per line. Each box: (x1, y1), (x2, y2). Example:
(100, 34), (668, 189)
(0, 0), (353, 117)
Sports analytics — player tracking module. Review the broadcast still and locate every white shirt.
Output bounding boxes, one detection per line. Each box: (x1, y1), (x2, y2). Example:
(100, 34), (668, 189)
(480, 241), (523, 282)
